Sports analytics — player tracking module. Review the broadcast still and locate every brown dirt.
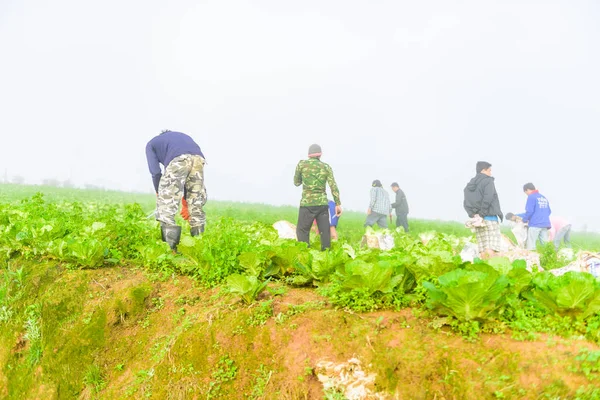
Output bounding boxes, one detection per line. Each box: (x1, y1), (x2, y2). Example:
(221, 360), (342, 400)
(4, 263), (600, 399)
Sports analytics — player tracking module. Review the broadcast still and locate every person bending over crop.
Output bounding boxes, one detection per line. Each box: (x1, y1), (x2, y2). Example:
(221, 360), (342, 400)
(294, 144), (342, 250)
(364, 180), (392, 229)
(463, 161), (504, 259)
(549, 215), (571, 249)
(146, 130), (207, 251)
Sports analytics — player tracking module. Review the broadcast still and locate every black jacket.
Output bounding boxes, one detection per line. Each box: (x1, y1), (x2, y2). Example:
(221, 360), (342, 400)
(392, 189), (409, 215)
(463, 173), (503, 221)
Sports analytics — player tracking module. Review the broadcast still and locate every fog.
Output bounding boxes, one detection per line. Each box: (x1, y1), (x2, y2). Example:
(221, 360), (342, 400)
(1, 0), (599, 230)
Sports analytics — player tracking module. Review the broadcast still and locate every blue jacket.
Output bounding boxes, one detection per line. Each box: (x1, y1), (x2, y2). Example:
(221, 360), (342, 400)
(518, 191), (551, 228)
(146, 131), (204, 192)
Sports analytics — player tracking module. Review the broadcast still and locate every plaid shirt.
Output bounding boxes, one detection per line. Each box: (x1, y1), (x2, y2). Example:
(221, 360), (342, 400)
(369, 187), (391, 215)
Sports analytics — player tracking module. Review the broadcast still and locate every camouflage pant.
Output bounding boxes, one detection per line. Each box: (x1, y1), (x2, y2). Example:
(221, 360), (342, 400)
(156, 154), (207, 228)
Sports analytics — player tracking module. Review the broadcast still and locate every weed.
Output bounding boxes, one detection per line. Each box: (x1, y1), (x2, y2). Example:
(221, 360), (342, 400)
(23, 304), (42, 366)
(576, 384), (600, 399)
(570, 348), (600, 381)
(539, 379), (570, 398)
(151, 296), (165, 311)
(249, 364), (273, 399)
(175, 295), (200, 306)
(233, 324), (247, 335)
(207, 355), (238, 398)
(247, 300), (273, 327)
(84, 364), (106, 393)
(8, 266), (26, 287)
(0, 303), (13, 323)
(449, 319), (480, 341)
(374, 316), (385, 334)
(82, 310), (94, 325)
(539, 243), (562, 270)
(324, 388), (347, 400)
(275, 301), (325, 324)
(312, 334), (332, 343)
(125, 368), (155, 397)
(320, 284), (407, 313)
(138, 315), (151, 329)
(173, 307), (186, 323)
(267, 285), (287, 297)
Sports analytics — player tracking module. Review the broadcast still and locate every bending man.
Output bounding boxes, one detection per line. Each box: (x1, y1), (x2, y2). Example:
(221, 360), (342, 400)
(146, 130), (207, 250)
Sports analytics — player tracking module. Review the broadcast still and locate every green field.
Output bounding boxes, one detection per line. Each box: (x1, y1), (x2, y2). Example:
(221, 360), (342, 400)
(1, 183), (600, 399)
(2, 183), (598, 249)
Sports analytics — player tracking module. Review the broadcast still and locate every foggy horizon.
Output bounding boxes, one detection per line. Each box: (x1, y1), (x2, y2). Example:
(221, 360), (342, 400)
(1, 0), (599, 231)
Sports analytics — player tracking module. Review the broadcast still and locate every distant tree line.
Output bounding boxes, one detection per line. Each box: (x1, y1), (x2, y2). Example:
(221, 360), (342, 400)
(1, 176), (106, 191)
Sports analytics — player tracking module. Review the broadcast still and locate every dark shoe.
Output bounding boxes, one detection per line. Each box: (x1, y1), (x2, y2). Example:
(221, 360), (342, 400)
(190, 224), (205, 237)
(160, 224), (182, 251)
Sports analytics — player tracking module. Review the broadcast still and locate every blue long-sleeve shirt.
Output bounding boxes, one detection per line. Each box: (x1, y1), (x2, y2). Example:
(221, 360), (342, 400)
(518, 191), (551, 228)
(145, 131), (205, 192)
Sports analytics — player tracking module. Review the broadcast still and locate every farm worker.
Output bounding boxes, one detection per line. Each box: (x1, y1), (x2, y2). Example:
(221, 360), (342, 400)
(518, 183), (551, 250)
(311, 200), (342, 240)
(507, 212), (570, 250)
(146, 130), (207, 250)
(463, 161), (504, 259)
(294, 144), (342, 250)
(390, 182), (409, 232)
(549, 216), (572, 249)
(364, 180), (392, 229)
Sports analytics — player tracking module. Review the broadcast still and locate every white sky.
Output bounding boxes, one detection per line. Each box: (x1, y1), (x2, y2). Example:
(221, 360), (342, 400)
(1, 0), (599, 230)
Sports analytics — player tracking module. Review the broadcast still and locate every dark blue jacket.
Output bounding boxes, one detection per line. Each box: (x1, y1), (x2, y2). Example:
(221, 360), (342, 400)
(146, 131), (204, 192)
(518, 191), (551, 228)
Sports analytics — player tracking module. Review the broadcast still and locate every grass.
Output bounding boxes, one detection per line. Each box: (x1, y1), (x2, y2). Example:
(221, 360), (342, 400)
(84, 364), (107, 393)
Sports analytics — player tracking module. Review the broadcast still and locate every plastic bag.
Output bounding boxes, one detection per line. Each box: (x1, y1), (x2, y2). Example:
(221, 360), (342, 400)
(272, 220), (297, 240)
(460, 242), (479, 263)
(361, 230), (395, 250)
(510, 222), (528, 249)
(378, 234), (395, 250)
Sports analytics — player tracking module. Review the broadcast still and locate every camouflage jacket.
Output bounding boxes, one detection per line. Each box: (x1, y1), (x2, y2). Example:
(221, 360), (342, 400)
(294, 158), (341, 207)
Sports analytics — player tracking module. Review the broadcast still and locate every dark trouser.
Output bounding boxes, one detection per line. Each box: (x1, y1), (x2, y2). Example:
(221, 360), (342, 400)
(396, 213), (409, 232)
(297, 205), (331, 250)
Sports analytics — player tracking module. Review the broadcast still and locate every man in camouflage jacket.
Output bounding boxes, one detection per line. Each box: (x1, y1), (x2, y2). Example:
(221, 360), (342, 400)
(294, 144), (342, 250)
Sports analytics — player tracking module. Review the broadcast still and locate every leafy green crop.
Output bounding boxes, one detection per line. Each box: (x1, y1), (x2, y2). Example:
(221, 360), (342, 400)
(338, 260), (403, 295)
(4, 191), (600, 344)
(226, 274), (270, 304)
(289, 248), (347, 287)
(423, 265), (509, 322)
(524, 272), (600, 319)
(319, 256), (408, 312)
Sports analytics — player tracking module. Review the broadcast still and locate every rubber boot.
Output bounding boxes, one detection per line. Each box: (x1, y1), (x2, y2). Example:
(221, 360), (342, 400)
(161, 224), (181, 251)
(190, 224), (205, 237)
